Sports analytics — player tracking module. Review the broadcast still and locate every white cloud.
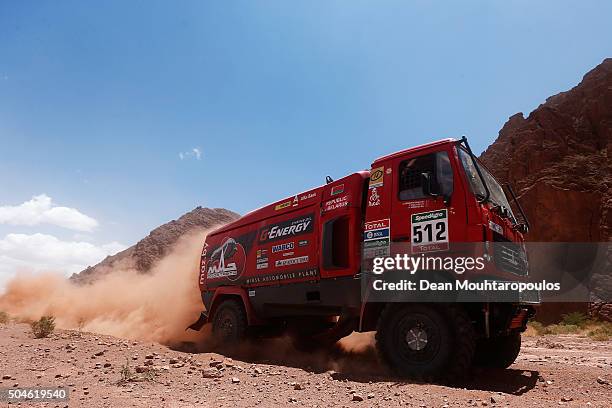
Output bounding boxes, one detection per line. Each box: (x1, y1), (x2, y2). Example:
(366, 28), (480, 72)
(0, 233), (127, 285)
(0, 194), (98, 232)
(178, 147), (202, 160)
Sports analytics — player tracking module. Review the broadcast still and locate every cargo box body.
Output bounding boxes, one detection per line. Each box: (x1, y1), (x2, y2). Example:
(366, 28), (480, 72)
(198, 172), (368, 318)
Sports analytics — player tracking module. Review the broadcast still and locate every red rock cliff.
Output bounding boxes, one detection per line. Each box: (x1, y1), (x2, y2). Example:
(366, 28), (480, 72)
(480, 58), (612, 321)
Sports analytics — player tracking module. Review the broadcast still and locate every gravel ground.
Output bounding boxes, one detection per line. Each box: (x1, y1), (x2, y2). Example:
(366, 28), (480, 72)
(0, 322), (610, 407)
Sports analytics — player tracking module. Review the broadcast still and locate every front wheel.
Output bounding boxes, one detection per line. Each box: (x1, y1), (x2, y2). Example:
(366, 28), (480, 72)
(211, 299), (248, 345)
(375, 304), (475, 383)
(473, 333), (521, 369)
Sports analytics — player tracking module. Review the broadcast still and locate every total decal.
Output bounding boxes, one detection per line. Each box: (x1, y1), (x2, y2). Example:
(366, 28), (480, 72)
(206, 237), (247, 281)
(259, 214), (314, 243)
(363, 218), (390, 258)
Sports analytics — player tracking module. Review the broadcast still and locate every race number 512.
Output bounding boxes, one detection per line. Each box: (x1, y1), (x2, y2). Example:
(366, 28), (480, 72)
(411, 209), (449, 252)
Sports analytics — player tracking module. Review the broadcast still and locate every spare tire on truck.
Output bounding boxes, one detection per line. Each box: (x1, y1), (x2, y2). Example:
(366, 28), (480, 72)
(211, 299), (248, 345)
(376, 304), (475, 383)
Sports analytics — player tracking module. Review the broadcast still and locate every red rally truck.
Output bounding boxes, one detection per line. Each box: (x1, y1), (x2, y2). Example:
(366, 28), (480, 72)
(189, 137), (537, 382)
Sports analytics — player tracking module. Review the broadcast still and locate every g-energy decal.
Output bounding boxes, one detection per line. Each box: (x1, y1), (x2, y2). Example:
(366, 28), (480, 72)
(259, 214), (314, 243)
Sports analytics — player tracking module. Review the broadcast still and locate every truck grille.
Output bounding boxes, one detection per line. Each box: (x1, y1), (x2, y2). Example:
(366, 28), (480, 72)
(492, 232), (528, 276)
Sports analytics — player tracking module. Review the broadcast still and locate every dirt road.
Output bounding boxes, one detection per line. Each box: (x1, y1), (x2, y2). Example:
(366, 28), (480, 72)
(0, 322), (610, 407)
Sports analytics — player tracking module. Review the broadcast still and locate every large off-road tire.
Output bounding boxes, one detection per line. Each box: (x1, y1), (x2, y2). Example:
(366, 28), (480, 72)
(473, 332), (521, 369)
(375, 304), (475, 383)
(211, 299), (248, 345)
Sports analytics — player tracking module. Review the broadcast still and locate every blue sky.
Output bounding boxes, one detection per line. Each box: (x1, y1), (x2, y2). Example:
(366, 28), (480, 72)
(1, 1), (611, 279)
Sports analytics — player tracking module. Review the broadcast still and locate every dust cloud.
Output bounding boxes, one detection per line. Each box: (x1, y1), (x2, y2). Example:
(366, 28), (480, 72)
(0, 229), (213, 345)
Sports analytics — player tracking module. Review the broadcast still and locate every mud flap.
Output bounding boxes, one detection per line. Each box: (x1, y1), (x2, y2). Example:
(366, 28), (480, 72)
(186, 311), (208, 331)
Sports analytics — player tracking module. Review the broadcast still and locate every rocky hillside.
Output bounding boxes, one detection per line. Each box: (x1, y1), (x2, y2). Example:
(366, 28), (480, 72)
(480, 58), (611, 242)
(71, 207), (239, 283)
(480, 58), (612, 321)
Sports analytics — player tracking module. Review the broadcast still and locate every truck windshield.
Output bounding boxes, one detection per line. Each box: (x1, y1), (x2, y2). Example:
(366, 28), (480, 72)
(457, 147), (516, 222)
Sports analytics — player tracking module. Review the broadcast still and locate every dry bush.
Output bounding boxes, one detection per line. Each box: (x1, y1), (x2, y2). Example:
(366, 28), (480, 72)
(587, 322), (612, 341)
(0, 311), (9, 324)
(31, 316), (56, 338)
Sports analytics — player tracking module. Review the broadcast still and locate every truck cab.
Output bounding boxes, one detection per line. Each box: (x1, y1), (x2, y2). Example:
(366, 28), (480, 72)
(190, 137), (536, 383)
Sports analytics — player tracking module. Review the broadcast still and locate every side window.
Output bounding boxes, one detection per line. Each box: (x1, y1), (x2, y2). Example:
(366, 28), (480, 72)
(398, 152), (453, 200)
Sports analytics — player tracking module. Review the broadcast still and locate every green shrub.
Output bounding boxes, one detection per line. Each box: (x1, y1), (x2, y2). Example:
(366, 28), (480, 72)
(0, 311), (9, 324)
(31, 316), (56, 338)
(560, 312), (589, 327)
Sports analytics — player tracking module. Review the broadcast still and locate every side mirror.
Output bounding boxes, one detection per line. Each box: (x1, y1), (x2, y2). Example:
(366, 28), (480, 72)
(421, 172), (438, 197)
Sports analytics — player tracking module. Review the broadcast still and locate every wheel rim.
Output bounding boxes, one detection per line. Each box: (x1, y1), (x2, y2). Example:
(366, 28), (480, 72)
(395, 313), (441, 364)
(216, 310), (236, 340)
(405, 327), (428, 351)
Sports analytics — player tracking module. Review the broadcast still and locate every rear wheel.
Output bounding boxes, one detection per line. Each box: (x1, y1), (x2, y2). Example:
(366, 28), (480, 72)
(473, 332), (521, 368)
(375, 304), (475, 383)
(212, 299), (248, 345)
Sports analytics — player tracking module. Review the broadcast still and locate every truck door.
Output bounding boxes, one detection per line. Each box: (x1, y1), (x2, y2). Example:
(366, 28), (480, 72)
(389, 149), (467, 253)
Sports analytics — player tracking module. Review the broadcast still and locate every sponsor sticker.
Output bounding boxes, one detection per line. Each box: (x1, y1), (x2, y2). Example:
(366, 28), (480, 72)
(206, 237), (247, 280)
(275, 255), (309, 267)
(323, 195), (349, 212)
(245, 268), (318, 285)
(368, 187), (381, 207)
(364, 219), (390, 231)
(298, 240), (309, 247)
(363, 218), (391, 258)
(369, 166), (384, 189)
(411, 209), (449, 253)
(272, 242), (295, 253)
(275, 200), (292, 211)
(300, 192), (317, 201)
(331, 184), (344, 196)
(259, 214), (314, 243)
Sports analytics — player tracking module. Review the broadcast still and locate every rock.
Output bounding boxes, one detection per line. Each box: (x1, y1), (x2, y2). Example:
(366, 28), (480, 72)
(71, 208), (239, 283)
(169, 358), (179, 364)
(94, 350), (104, 356)
(561, 397), (573, 402)
(289, 397), (298, 403)
(135, 366), (148, 373)
(367, 393), (375, 399)
(201, 368), (222, 378)
(209, 360), (224, 367)
(145, 354), (154, 359)
(2, 375), (11, 380)
(254, 367), (263, 375)
(231, 377), (240, 384)
(293, 382), (304, 390)
(596, 377), (609, 385)
(144, 360), (154, 366)
(479, 58), (612, 323)
(352, 394), (364, 402)
(103, 363), (111, 368)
